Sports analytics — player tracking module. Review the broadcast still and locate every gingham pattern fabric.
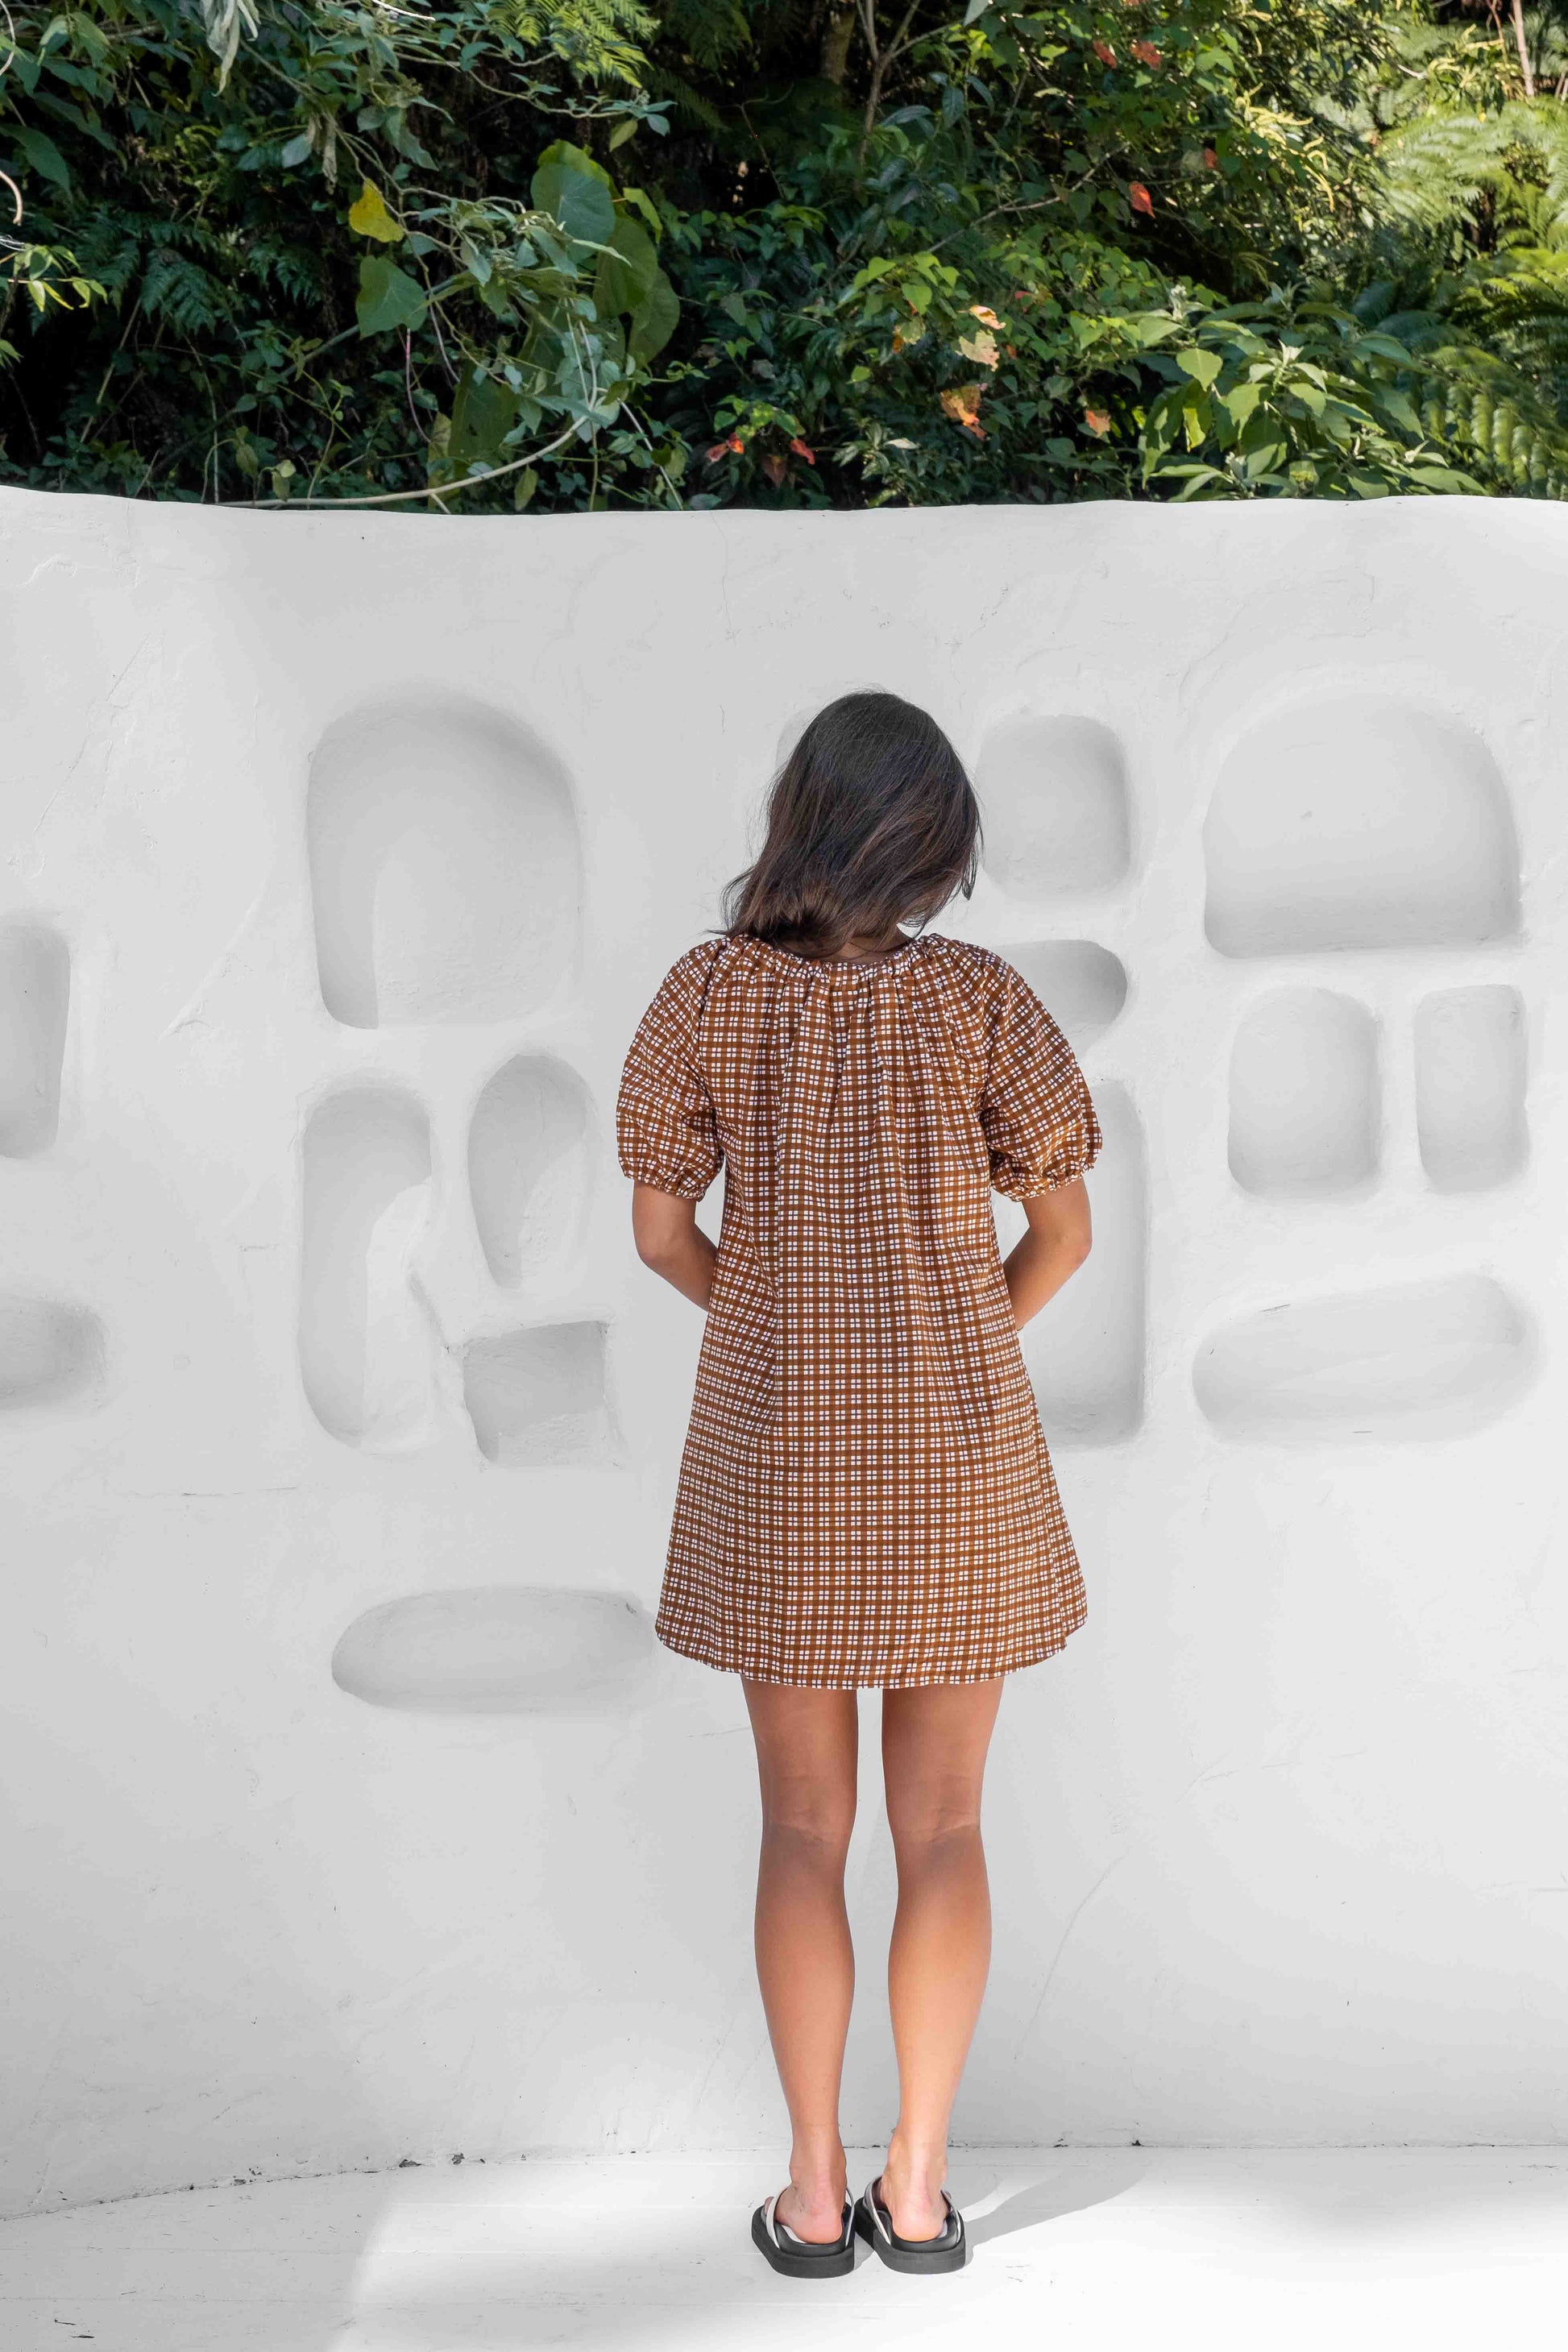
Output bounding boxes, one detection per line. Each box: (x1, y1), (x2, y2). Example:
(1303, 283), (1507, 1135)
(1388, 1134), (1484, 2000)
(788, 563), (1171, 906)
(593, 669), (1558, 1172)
(616, 930), (1102, 1690)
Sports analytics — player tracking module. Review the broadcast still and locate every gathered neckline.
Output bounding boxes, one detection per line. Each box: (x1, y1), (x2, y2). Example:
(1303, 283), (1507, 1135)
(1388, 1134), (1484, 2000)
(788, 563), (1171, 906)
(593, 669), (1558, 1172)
(733, 932), (933, 981)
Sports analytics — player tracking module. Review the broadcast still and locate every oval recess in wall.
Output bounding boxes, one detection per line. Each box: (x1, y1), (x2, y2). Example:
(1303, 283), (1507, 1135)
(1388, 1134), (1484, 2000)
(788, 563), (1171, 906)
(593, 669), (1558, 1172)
(330, 1585), (655, 1714)
(467, 1053), (594, 1288)
(0, 1293), (107, 1410)
(1193, 1274), (1533, 1442)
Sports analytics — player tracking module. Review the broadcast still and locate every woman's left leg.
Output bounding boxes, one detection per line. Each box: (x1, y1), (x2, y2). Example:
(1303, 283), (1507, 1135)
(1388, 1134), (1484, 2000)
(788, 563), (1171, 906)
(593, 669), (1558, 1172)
(741, 1677), (861, 2243)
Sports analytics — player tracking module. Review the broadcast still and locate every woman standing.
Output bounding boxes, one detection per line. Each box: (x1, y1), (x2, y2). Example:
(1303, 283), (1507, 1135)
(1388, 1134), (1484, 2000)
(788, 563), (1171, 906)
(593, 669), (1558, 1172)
(616, 689), (1100, 2279)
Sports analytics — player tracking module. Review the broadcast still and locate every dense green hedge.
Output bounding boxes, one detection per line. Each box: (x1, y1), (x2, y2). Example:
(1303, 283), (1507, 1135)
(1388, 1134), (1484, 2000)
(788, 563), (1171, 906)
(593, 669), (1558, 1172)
(4, 0), (1568, 506)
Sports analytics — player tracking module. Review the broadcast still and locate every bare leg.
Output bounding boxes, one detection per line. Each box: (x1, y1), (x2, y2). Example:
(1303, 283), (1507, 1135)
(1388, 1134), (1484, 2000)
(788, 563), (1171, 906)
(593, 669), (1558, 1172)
(741, 1678), (860, 2243)
(876, 1676), (1005, 2238)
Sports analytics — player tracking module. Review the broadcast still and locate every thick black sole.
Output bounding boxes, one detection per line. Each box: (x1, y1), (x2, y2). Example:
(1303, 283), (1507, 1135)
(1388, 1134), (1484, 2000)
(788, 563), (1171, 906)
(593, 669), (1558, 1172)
(750, 2200), (857, 2278)
(853, 2184), (969, 2273)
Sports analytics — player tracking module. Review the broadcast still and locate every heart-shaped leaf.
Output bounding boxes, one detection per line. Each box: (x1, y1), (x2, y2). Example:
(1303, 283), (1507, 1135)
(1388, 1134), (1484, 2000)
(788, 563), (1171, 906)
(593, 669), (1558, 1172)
(594, 218), (659, 317)
(355, 255), (427, 336)
(628, 271), (681, 362)
(531, 153), (616, 250)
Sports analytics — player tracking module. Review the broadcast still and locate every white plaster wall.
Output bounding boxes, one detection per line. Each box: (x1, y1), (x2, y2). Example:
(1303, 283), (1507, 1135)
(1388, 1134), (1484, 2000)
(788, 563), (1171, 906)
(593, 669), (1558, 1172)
(2, 487), (1565, 2217)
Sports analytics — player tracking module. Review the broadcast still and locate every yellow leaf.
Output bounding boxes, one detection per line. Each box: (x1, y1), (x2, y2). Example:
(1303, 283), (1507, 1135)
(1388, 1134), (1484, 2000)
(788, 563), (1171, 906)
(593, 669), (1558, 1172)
(957, 330), (999, 370)
(349, 180), (404, 244)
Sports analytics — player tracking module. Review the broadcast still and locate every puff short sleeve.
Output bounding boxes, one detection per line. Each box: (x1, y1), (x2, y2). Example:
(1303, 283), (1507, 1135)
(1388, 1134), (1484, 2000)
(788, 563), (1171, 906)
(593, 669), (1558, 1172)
(980, 961), (1102, 1200)
(616, 943), (724, 1201)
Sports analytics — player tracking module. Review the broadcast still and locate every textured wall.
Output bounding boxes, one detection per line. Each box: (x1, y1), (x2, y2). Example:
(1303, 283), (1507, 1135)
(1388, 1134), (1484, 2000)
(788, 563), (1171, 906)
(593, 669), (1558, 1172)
(2, 486), (1564, 2216)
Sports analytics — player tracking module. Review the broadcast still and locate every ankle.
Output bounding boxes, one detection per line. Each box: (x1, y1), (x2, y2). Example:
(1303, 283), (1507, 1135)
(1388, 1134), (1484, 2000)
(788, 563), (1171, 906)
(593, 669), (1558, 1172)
(884, 2131), (948, 2186)
(789, 2145), (847, 2201)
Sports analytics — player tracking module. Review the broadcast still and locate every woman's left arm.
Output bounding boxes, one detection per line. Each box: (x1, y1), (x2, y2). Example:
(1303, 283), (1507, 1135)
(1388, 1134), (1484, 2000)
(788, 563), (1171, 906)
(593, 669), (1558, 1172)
(631, 1183), (717, 1310)
(1001, 1176), (1093, 1332)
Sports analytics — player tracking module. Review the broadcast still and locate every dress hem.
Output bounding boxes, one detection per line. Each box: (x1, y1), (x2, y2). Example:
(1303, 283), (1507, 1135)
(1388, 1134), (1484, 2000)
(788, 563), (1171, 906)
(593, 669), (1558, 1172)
(653, 1612), (1086, 1690)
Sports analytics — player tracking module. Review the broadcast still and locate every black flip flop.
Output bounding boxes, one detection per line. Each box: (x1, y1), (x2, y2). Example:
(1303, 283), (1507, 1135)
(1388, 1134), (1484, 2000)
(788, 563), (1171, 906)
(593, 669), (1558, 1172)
(853, 2172), (968, 2272)
(751, 2186), (857, 2277)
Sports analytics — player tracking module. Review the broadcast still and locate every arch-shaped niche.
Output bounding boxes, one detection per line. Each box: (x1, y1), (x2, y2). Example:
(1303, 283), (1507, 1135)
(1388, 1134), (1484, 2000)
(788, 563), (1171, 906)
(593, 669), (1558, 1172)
(995, 940), (1127, 1055)
(298, 1085), (436, 1451)
(977, 716), (1132, 901)
(306, 695), (581, 1027)
(0, 922), (69, 1156)
(331, 1585), (653, 1715)
(1204, 695), (1518, 957)
(467, 1054), (593, 1289)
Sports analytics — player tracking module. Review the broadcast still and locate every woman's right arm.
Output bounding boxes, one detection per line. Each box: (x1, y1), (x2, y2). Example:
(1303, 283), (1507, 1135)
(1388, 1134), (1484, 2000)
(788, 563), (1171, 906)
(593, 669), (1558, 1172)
(631, 1182), (718, 1310)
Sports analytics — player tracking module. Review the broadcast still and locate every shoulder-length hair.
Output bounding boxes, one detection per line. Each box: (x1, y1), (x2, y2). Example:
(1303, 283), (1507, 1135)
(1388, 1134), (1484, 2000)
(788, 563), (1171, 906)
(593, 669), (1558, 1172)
(722, 690), (981, 959)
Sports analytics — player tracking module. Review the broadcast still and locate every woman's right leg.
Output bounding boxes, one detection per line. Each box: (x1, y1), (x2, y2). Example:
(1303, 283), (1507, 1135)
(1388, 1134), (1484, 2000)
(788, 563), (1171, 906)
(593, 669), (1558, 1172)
(741, 1676), (861, 2243)
(877, 1675), (1005, 2238)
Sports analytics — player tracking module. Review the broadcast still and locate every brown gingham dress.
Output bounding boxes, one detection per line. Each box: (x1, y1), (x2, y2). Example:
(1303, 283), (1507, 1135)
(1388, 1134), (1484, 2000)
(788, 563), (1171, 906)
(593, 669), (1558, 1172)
(616, 931), (1102, 1689)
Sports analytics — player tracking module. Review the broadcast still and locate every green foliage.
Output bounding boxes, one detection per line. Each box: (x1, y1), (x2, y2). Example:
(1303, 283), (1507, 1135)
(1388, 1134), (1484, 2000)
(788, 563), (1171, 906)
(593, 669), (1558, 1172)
(1135, 286), (1479, 496)
(5, 0), (1568, 505)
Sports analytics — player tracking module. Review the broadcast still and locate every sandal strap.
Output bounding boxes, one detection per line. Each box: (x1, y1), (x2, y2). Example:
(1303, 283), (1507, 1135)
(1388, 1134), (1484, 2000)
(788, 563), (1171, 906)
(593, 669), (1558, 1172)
(768, 2188), (850, 2248)
(866, 2175), (956, 2244)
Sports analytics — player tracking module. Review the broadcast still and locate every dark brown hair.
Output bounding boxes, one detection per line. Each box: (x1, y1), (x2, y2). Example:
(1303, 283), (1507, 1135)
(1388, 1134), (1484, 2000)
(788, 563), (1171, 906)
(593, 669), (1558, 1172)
(722, 691), (981, 960)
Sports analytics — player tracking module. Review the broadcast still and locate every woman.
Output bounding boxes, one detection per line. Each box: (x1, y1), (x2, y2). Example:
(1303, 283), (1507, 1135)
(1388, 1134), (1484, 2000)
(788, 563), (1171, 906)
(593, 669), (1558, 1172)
(616, 688), (1099, 2277)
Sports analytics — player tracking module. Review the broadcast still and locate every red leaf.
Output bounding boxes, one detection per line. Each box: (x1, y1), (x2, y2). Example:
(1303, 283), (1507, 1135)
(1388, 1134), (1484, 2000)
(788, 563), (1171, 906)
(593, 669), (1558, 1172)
(788, 437), (816, 464)
(1203, 144), (1219, 169)
(762, 453), (788, 487)
(1129, 180), (1154, 217)
(1091, 38), (1116, 64)
(1131, 39), (1161, 64)
(1084, 407), (1111, 437)
(704, 442), (729, 463)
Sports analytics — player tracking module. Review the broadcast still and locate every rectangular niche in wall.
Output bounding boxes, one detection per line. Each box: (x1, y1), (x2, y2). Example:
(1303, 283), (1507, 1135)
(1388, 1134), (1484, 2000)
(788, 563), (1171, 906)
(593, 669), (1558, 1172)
(1228, 988), (1379, 1197)
(462, 1320), (622, 1466)
(1414, 985), (1527, 1193)
(977, 716), (1133, 900)
(1009, 1080), (1146, 1446)
(0, 922), (69, 1157)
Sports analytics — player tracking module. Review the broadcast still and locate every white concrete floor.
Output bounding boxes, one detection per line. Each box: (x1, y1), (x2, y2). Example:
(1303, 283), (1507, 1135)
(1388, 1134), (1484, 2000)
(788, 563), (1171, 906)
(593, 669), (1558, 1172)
(1, 2147), (1562, 2352)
